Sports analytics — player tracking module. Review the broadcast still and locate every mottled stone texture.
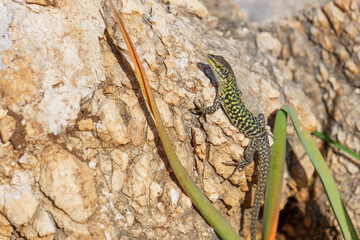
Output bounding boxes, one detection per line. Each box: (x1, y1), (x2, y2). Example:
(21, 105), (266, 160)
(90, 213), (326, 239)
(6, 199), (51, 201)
(0, 0), (359, 239)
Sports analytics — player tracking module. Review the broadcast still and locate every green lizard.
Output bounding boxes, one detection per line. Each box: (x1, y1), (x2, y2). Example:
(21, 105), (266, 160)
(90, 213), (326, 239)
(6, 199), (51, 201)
(195, 54), (271, 240)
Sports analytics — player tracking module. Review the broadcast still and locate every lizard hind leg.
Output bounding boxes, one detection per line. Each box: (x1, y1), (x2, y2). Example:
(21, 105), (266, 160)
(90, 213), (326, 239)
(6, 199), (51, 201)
(221, 139), (256, 183)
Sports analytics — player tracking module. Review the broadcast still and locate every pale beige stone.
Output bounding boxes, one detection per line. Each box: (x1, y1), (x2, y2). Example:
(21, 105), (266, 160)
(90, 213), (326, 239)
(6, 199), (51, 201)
(25, 120), (45, 139)
(99, 99), (130, 145)
(344, 22), (358, 38)
(202, 123), (227, 146)
(122, 0), (145, 14)
(111, 164), (126, 192)
(228, 143), (245, 160)
(32, 208), (56, 237)
(20, 225), (38, 239)
(0, 115), (16, 143)
(192, 127), (206, 161)
(203, 176), (219, 202)
(128, 155), (152, 205)
(174, 141), (193, 173)
(0, 144), (16, 177)
(0, 107), (7, 120)
(155, 96), (173, 127)
(0, 51), (37, 110)
(222, 185), (241, 207)
(110, 150), (129, 170)
(18, 153), (38, 170)
(3, 0), (105, 134)
(168, 0), (208, 17)
(40, 145), (97, 223)
(314, 8), (330, 28)
(149, 182), (162, 202)
(334, 0), (350, 11)
(209, 147), (233, 176)
(3, 187), (39, 227)
(77, 118), (93, 131)
(345, 59), (359, 75)
(319, 63), (329, 82)
(45, 203), (92, 239)
(151, 208), (167, 225)
(173, 109), (187, 142)
(162, 182), (181, 210)
(179, 193), (192, 211)
(26, 0), (55, 6)
(2, 171), (39, 227)
(256, 32), (282, 57)
(118, 92), (146, 146)
(323, 1), (346, 34)
(0, 213), (13, 238)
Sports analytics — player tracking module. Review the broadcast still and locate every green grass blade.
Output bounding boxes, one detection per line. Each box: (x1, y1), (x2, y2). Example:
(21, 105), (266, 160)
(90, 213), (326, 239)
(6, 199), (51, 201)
(262, 109), (287, 240)
(312, 131), (360, 161)
(108, 2), (241, 239)
(282, 104), (359, 240)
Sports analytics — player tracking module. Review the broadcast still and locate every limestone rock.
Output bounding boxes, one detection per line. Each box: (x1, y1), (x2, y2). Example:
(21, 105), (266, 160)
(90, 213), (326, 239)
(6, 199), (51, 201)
(40, 145), (97, 223)
(98, 99), (130, 145)
(32, 207), (56, 237)
(0, 115), (16, 143)
(1, 0), (359, 238)
(1, 171), (39, 227)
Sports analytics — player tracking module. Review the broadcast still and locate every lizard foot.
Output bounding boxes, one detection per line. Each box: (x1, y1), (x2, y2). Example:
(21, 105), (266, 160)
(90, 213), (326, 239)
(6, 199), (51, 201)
(220, 160), (248, 183)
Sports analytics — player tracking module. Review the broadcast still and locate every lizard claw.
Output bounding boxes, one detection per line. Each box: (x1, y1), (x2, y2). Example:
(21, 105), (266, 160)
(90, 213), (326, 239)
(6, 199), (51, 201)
(191, 109), (202, 114)
(191, 108), (206, 119)
(220, 160), (246, 183)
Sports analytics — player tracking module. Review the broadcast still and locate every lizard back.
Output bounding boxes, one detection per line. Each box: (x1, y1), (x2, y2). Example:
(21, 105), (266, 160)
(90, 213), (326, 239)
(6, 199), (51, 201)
(206, 54), (271, 240)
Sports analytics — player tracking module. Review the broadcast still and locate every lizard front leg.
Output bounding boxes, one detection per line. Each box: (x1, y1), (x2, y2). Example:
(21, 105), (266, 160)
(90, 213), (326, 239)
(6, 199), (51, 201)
(193, 95), (222, 117)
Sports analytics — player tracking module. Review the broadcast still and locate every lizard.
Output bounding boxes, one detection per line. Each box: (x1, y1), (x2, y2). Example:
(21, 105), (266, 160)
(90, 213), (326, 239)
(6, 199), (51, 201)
(194, 54), (271, 240)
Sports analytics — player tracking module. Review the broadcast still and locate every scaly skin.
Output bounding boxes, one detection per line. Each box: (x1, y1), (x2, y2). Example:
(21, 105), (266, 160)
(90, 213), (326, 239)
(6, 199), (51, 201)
(198, 54), (271, 240)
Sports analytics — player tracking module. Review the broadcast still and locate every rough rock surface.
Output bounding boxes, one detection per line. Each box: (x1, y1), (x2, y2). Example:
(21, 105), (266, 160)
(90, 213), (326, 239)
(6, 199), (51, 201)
(259, 0), (360, 238)
(0, 0), (359, 239)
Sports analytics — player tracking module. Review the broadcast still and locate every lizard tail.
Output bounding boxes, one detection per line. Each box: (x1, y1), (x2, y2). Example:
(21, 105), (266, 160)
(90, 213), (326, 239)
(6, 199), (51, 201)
(250, 157), (270, 240)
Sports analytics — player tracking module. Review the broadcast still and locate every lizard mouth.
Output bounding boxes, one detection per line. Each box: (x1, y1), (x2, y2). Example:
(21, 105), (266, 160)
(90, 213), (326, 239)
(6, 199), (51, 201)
(207, 54), (216, 64)
(206, 54), (230, 80)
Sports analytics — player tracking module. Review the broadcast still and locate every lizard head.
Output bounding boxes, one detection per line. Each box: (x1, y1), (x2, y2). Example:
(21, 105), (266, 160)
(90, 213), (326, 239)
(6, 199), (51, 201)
(207, 54), (235, 85)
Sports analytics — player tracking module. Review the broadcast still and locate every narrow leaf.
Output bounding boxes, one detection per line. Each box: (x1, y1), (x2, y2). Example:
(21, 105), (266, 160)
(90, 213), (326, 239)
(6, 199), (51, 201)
(282, 104), (359, 240)
(312, 131), (360, 161)
(262, 109), (287, 240)
(108, 1), (241, 239)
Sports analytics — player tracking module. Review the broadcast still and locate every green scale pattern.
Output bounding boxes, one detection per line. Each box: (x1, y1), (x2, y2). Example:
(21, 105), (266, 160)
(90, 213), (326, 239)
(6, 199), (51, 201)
(198, 54), (271, 240)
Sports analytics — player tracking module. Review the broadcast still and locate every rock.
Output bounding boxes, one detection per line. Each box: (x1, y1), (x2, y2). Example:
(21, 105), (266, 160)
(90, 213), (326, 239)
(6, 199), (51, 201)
(256, 32), (282, 57)
(127, 155), (152, 206)
(149, 181), (162, 202)
(0, 107), (8, 120)
(25, 0), (56, 6)
(2, 171), (39, 227)
(2, 0), (104, 134)
(77, 118), (93, 131)
(99, 99), (130, 145)
(40, 145), (97, 223)
(0, 115), (16, 143)
(167, 0), (208, 18)
(32, 207), (56, 237)
(0, 213), (13, 238)
(18, 153), (38, 170)
(1, 0), (359, 238)
(191, 127), (206, 161)
(323, 1), (346, 34)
